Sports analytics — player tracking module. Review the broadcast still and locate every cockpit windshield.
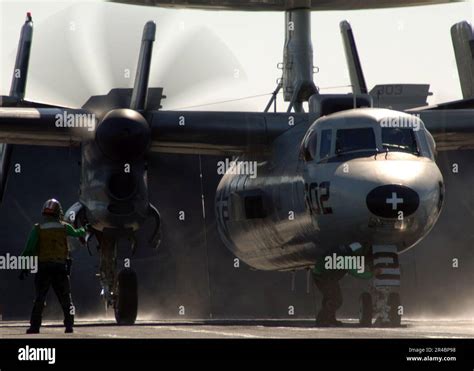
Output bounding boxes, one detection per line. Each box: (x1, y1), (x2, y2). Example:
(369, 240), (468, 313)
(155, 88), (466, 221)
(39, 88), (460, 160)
(335, 128), (376, 155)
(382, 127), (419, 154)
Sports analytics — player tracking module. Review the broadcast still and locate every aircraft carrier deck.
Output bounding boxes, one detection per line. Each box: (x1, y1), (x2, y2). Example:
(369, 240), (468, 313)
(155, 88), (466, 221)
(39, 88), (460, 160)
(1, 319), (473, 338)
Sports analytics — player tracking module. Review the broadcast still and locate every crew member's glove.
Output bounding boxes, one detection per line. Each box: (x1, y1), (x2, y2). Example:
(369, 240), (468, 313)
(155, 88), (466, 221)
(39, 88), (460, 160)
(18, 269), (30, 280)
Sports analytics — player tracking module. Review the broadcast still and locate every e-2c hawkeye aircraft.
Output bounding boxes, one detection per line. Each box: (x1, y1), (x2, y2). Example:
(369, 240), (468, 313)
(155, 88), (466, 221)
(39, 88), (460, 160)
(0, 0), (469, 326)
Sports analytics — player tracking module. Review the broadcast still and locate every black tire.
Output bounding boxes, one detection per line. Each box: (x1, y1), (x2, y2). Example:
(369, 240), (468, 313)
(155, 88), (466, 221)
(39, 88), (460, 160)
(359, 292), (373, 327)
(388, 292), (402, 327)
(114, 268), (138, 325)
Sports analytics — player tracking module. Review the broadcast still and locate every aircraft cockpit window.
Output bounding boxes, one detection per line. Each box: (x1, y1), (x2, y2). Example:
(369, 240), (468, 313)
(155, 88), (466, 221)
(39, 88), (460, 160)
(335, 128), (376, 155)
(319, 129), (332, 160)
(301, 129), (317, 161)
(382, 127), (419, 154)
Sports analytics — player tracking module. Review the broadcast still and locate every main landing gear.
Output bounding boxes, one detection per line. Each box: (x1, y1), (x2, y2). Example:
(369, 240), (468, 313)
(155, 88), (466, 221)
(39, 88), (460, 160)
(65, 202), (162, 326)
(98, 232), (138, 325)
(359, 291), (402, 327)
(114, 268), (138, 325)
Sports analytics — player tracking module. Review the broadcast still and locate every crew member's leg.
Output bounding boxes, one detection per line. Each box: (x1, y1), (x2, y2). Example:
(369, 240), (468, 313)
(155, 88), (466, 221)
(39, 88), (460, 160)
(28, 263), (52, 333)
(51, 263), (74, 333)
(313, 270), (346, 326)
(372, 245), (401, 326)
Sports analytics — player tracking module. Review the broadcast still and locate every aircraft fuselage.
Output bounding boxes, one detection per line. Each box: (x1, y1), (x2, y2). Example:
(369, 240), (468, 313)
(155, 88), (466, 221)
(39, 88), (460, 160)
(216, 108), (444, 270)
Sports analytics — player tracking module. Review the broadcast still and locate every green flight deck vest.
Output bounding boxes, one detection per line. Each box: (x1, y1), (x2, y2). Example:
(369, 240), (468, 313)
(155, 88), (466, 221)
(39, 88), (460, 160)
(36, 221), (69, 263)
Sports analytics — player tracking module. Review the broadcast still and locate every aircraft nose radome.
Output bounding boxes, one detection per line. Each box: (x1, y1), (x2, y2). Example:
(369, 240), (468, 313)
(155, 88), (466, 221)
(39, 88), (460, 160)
(366, 185), (420, 218)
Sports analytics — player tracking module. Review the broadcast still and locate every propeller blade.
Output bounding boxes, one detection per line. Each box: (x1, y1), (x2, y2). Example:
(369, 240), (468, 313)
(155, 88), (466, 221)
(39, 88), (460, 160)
(340, 20), (368, 95)
(0, 13), (33, 202)
(5, 3), (246, 112)
(130, 21), (156, 111)
(156, 26), (247, 109)
(10, 13), (33, 100)
(0, 144), (13, 202)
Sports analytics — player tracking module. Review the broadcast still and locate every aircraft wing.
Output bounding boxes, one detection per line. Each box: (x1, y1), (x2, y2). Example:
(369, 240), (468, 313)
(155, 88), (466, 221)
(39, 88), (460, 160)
(0, 107), (95, 147)
(2, 106), (474, 153)
(148, 111), (314, 155)
(109, 0), (461, 11)
(0, 107), (315, 155)
(415, 109), (474, 151)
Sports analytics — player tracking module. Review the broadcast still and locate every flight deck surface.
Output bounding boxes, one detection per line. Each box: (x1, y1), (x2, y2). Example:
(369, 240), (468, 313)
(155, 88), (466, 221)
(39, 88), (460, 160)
(1, 319), (473, 339)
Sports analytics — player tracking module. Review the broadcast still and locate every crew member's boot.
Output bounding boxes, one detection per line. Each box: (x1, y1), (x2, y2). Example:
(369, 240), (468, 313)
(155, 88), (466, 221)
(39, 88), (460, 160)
(313, 271), (345, 327)
(26, 327), (40, 334)
(316, 303), (343, 327)
(27, 299), (45, 334)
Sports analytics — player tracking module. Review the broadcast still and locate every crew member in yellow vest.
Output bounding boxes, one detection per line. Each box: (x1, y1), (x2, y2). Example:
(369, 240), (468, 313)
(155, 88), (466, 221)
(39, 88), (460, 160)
(21, 199), (87, 334)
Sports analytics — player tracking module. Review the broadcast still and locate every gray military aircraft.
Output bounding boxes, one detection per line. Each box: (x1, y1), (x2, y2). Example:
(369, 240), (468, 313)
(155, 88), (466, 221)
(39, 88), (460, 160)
(0, 0), (468, 325)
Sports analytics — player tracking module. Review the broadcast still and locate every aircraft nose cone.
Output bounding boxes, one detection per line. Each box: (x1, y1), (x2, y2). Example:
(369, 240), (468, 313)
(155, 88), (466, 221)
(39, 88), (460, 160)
(366, 185), (419, 218)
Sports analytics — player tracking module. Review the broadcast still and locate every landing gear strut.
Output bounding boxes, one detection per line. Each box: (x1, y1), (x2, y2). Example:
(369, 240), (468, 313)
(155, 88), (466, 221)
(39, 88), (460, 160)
(388, 292), (402, 327)
(98, 232), (138, 325)
(358, 291), (402, 327)
(66, 200), (162, 326)
(359, 292), (373, 327)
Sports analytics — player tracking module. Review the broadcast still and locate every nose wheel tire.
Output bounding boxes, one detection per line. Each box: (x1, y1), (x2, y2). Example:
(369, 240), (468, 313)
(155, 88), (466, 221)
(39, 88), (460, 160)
(359, 292), (373, 327)
(114, 268), (138, 325)
(388, 292), (402, 327)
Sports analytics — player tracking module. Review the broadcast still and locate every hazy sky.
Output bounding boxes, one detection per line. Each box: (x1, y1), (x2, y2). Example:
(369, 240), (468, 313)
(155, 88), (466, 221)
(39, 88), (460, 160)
(1, 0), (473, 111)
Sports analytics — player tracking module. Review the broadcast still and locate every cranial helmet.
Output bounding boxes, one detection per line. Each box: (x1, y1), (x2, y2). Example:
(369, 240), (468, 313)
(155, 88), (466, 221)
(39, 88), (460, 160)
(42, 199), (63, 218)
